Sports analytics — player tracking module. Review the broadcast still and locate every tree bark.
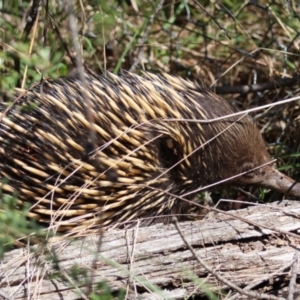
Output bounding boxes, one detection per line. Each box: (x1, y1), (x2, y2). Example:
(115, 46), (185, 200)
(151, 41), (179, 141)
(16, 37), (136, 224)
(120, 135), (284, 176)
(1, 200), (300, 299)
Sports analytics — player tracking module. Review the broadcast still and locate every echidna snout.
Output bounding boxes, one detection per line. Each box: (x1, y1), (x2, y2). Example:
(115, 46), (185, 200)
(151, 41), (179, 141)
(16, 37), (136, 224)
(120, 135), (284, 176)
(239, 163), (300, 197)
(0, 71), (299, 233)
(232, 141), (300, 197)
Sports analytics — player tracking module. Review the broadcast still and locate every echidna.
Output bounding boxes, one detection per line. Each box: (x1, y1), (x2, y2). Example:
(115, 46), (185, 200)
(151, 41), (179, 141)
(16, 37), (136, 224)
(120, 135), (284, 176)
(0, 71), (299, 233)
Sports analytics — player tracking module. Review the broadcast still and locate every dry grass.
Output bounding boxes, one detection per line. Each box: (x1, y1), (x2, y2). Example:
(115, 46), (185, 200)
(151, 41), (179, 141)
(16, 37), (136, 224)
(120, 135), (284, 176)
(0, 0), (300, 298)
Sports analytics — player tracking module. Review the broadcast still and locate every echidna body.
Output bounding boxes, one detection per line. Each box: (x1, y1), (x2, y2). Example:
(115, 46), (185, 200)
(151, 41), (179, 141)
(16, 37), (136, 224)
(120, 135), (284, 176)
(0, 72), (299, 233)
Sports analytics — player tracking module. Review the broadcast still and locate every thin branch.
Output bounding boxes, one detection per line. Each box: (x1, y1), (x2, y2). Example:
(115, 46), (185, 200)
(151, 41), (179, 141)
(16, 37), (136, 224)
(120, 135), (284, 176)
(129, 0), (165, 72)
(23, 0), (41, 40)
(287, 252), (298, 300)
(213, 74), (300, 95)
(172, 217), (286, 300)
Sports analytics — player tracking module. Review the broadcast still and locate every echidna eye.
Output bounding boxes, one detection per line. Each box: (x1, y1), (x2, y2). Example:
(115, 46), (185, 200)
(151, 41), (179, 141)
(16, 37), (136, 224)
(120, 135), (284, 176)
(244, 170), (255, 178)
(241, 162), (255, 178)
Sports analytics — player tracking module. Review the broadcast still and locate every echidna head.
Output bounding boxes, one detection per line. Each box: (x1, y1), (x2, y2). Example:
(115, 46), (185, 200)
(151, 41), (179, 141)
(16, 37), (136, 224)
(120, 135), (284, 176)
(207, 118), (300, 197)
(157, 110), (300, 198)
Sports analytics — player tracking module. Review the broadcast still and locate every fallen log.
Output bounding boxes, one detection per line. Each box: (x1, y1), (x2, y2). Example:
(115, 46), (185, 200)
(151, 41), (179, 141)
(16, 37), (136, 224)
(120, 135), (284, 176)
(1, 200), (300, 299)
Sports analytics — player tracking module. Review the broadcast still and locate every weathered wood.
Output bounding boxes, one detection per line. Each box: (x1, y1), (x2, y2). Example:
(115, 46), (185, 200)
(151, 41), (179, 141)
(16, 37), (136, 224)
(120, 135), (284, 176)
(1, 200), (300, 299)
